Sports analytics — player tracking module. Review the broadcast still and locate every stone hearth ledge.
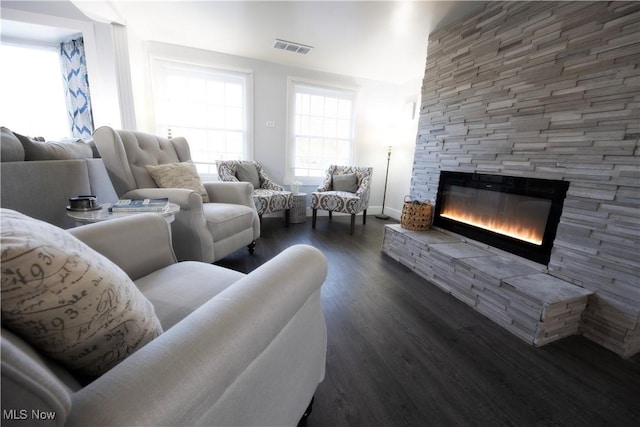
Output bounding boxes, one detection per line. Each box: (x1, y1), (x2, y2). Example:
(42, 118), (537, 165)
(382, 224), (593, 347)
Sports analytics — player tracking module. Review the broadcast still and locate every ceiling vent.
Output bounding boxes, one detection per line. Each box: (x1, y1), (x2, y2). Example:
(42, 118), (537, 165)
(273, 39), (313, 55)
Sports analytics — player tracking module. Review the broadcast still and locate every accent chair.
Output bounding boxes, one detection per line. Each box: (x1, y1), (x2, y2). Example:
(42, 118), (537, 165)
(311, 165), (373, 234)
(1, 209), (328, 427)
(217, 160), (293, 226)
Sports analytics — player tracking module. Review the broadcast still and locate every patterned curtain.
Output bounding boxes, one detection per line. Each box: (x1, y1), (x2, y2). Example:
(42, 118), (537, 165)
(60, 37), (94, 138)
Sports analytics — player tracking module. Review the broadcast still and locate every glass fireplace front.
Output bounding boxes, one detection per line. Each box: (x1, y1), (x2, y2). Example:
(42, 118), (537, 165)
(433, 172), (570, 265)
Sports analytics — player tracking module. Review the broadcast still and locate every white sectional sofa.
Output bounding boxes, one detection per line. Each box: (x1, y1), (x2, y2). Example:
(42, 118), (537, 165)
(0, 126), (118, 229)
(1, 212), (328, 426)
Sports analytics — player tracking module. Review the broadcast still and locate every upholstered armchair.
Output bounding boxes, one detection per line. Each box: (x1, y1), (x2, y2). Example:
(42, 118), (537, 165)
(311, 165), (373, 234)
(217, 160), (292, 226)
(1, 210), (328, 427)
(92, 126), (260, 263)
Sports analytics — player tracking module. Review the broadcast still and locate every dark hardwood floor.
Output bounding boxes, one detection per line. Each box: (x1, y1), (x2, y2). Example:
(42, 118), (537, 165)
(216, 216), (640, 427)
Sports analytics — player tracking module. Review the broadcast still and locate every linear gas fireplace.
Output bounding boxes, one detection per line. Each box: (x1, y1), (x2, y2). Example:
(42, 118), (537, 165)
(433, 171), (570, 265)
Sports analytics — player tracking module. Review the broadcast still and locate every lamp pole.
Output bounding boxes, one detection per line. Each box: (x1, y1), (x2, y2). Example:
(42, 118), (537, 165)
(375, 145), (392, 220)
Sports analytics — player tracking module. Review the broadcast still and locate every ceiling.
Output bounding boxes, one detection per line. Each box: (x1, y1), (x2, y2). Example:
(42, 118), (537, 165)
(102, 1), (486, 84)
(2, 1), (486, 84)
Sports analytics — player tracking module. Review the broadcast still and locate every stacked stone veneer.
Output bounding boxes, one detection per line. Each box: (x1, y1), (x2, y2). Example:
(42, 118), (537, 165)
(409, 1), (639, 356)
(382, 225), (593, 346)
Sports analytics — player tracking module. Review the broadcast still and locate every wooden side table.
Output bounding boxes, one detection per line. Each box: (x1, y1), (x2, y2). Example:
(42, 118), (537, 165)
(67, 203), (180, 225)
(288, 193), (307, 224)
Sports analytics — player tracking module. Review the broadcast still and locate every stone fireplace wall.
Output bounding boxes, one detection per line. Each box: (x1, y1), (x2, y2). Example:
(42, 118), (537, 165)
(410, 1), (639, 356)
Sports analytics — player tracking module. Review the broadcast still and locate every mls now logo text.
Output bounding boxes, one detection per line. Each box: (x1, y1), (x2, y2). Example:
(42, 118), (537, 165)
(3, 409), (57, 421)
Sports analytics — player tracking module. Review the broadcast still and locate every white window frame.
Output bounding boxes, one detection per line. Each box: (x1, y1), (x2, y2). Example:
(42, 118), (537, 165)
(286, 77), (357, 185)
(150, 57), (254, 178)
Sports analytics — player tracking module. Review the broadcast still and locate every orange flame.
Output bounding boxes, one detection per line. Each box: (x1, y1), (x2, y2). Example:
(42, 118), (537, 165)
(441, 208), (543, 245)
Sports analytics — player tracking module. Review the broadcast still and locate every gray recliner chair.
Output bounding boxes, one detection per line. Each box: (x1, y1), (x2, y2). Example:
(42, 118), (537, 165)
(1, 210), (327, 427)
(92, 126), (260, 263)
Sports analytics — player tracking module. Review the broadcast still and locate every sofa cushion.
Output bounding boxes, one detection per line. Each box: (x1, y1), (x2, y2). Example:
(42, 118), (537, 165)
(332, 173), (358, 193)
(236, 163), (261, 189)
(1, 126), (25, 162)
(14, 132), (94, 161)
(203, 203), (256, 241)
(135, 261), (245, 330)
(146, 161), (210, 203)
(0, 209), (163, 377)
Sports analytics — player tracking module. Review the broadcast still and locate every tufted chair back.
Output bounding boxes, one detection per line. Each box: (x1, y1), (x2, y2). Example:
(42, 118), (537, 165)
(92, 127), (191, 197)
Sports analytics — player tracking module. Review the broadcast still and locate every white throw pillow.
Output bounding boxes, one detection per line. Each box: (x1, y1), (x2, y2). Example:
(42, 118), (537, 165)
(0, 209), (163, 377)
(146, 161), (210, 203)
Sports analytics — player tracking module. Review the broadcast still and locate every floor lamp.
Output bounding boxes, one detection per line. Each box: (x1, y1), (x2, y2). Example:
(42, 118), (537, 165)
(375, 145), (392, 220)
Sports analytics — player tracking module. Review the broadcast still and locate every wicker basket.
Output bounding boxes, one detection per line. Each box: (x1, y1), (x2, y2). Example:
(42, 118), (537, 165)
(400, 196), (432, 231)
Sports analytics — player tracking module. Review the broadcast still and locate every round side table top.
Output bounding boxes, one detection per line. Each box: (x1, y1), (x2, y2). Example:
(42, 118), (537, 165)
(67, 202), (180, 224)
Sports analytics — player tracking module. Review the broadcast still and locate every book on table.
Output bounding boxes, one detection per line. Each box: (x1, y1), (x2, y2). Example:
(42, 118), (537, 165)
(109, 198), (170, 212)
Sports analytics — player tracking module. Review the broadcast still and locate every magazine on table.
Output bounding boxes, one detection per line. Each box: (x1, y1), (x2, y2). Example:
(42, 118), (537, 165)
(109, 198), (170, 212)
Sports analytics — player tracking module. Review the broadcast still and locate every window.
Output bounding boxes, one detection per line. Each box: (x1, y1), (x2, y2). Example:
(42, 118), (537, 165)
(0, 44), (69, 138)
(289, 80), (356, 179)
(152, 59), (252, 175)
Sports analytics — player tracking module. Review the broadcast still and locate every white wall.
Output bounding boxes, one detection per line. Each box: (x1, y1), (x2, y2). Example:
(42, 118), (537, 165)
(2, 0), (420, 219)
(129, 41), (419, 218)
(355, 78), (420, 218)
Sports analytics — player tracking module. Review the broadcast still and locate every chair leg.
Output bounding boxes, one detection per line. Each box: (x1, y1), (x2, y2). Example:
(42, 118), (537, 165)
(298, 396), (315, 425)
(363, 210), (367, 225)
(328, 211), (333, 220)
(285, 209), (290, 228)
(247, 241), (256, 254)
(312, 209), (317, 229)
(350, 214), (355, 235)
(258, 214), (263, 224)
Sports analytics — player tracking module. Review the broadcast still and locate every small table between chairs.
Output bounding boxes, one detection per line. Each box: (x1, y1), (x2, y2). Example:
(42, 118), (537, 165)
(288, 193), (307, 224)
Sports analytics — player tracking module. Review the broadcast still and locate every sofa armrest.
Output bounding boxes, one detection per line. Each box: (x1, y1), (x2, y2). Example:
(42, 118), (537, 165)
(68, 214), (177, 281)
(122, 188), (217, 263)
(203, 181), (255, 207)
(67, 244), (327, 427)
